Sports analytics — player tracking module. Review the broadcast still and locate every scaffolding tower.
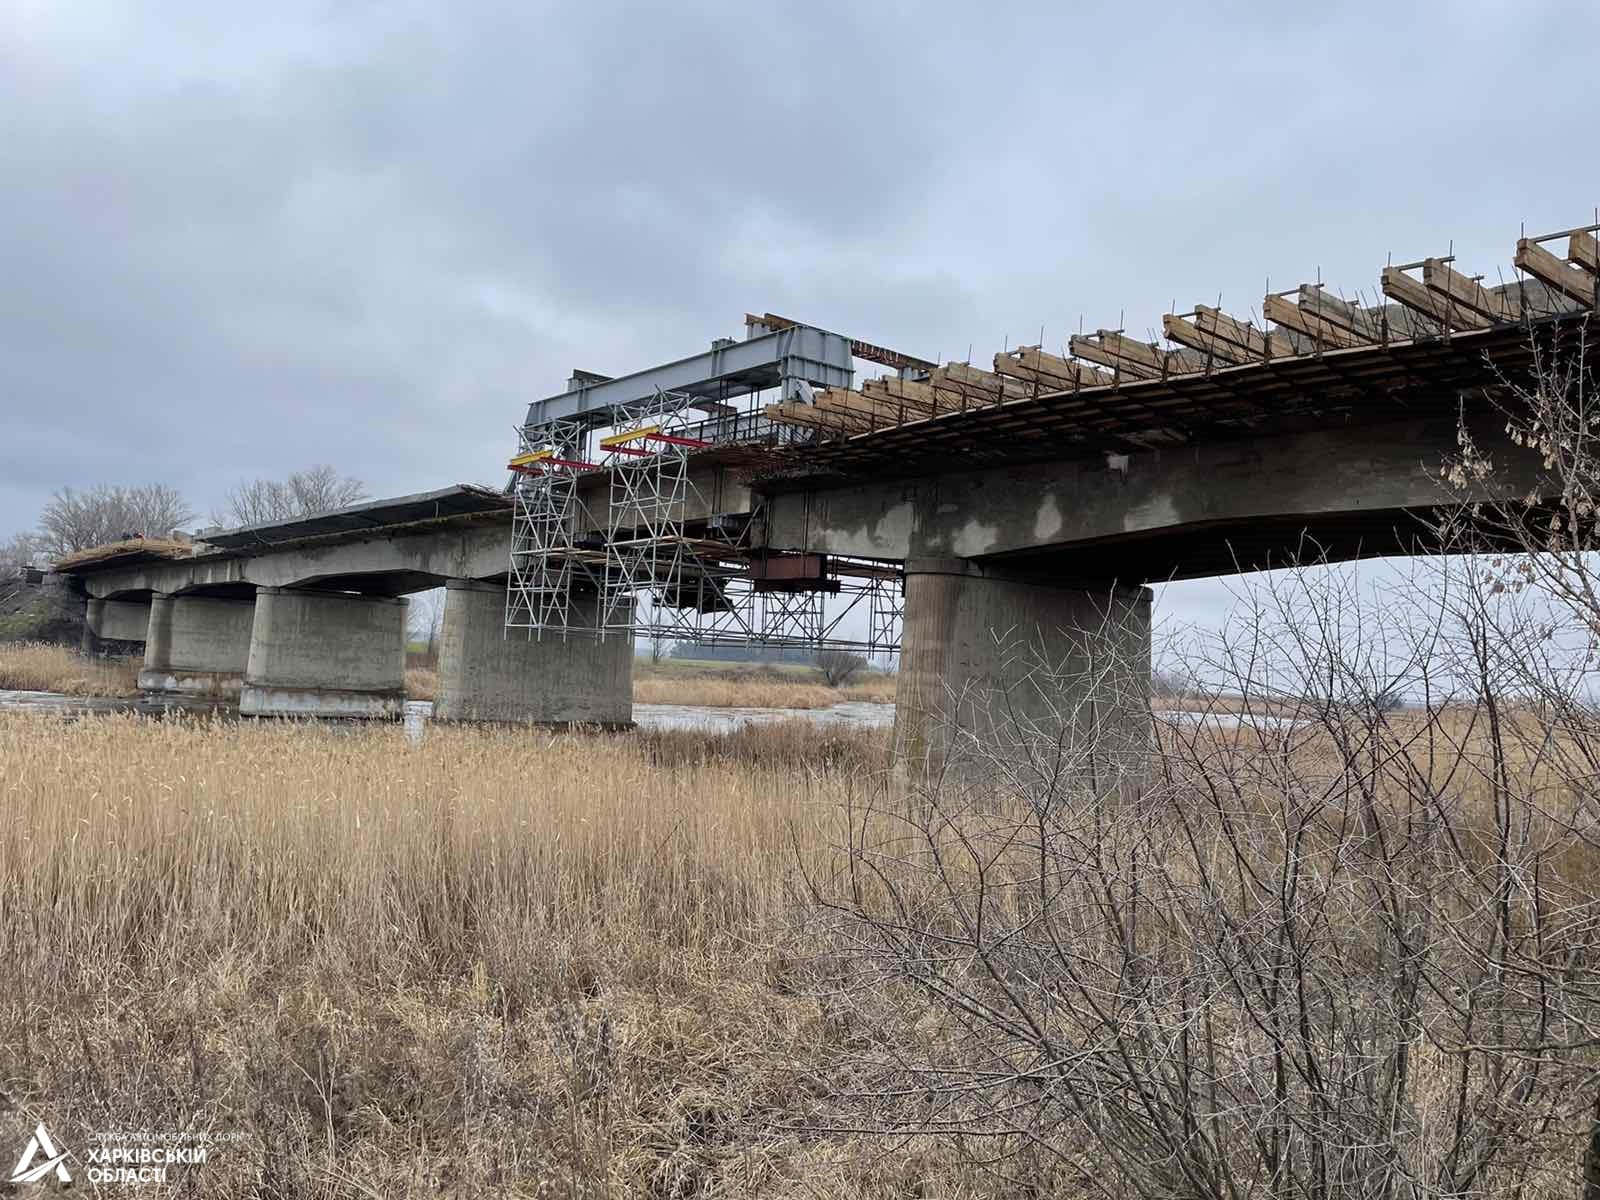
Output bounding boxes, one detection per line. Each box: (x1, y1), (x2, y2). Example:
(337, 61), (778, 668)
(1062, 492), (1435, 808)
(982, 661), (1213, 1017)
(505, 315), (911, 653)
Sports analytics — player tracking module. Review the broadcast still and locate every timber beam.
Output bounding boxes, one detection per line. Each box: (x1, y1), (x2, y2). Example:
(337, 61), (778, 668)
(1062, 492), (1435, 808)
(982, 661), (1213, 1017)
(1296, 286), (1382, 340)
(994, 345), (1116, 391)
(1068, 332), (1166, 379)
(1515, 237), (1596, 306)
(1263, 293), (1369, 348)
(1422, 258), (1521, 323)
(1193, 305), (1299, 361)
(1162, 314), (1254, 364)
(1570, 231), (1600, 275)
(1380, 266), (1491, 330)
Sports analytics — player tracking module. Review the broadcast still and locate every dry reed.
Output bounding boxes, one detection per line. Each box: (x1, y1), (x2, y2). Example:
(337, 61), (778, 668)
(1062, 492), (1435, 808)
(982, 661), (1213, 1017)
(0, 712), (930, 1197)
(0, 640), (140, 696)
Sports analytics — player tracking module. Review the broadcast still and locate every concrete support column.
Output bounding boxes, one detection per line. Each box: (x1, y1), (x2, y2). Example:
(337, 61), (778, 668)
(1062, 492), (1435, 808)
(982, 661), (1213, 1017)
(240, 587), (407, 719)
(434, 580), (633, 726)
(139, 593), (256, 698)
(893, 558), (1152, 791)
(82, 596), (152, 656)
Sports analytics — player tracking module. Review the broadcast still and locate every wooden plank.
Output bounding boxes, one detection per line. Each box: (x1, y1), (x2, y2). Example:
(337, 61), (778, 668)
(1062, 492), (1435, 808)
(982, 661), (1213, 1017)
(1379, 267), (1491, 330)
(923, 364), (1005, 408)
(1515, 237), (1596, 306)
(814, 388), (905, 426)
(1161, 314), (1253, 364)
(1097, 331), (1169, 374)
(763, 402), (873, 434)
(1296, 286), (1382, 338)
(1264, 294), (1370, 347)
(1068, 333), (1163, 379)
(993, 346), (1116, 390)
(937, 360), (1031, 399)
(1421, 257), (1520, 322)
(861, 376), (946, 416)
(1194, 305), (1300, 360)
(1570, 231), (1600, 274)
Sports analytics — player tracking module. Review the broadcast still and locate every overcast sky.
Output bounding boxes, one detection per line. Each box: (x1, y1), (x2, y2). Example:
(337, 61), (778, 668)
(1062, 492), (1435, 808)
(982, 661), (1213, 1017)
(4, 0), (1598, 629)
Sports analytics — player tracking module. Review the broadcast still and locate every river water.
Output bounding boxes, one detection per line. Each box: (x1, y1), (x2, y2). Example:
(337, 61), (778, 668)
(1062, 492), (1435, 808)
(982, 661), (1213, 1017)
(0, 689), (897, 732)
(0, 691), (1305, 737)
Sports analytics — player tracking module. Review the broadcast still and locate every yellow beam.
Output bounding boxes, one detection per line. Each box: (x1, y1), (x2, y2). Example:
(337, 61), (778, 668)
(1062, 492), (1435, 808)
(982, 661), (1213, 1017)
(508, 449), (554, 468)
(599, 425), (660, 448)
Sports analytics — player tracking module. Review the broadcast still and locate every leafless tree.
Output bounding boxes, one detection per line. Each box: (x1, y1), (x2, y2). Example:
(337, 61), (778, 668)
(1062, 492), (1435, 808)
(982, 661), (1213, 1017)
(649, 631), (673, 664)
(216, 464), (369, 528)
(816, 648), (868, 688)
(0, 532), (42, 577)
(37, 483), (195, 554)
(805, 327), (1600, 1198)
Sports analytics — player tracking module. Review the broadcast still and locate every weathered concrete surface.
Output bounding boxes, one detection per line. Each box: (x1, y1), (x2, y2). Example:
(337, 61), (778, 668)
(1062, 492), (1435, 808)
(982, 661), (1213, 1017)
(82, 596), (151, 656)
(894, 558), (1151, 791)
(74, 461), (749, 602)
(140, 593), (255, 697)
(80, 520), (511, 600)
(434, 580), (633, 726)
(241, 588), (407, 719)
(762, 415), (1548, 574)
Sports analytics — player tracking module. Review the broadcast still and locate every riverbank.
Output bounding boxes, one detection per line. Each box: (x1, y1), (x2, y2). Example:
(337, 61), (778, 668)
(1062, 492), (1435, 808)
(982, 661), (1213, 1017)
(4, 642), (899, 710)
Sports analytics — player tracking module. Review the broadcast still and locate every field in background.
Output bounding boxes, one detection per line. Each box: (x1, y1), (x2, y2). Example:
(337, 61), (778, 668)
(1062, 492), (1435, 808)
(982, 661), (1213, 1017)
(1, 642), (898, 709)
(634, 657), (896, 707)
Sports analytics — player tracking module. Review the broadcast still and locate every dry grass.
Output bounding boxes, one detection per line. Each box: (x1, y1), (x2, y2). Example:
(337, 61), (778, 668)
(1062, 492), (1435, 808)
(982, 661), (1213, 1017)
(405, 665), (437, 700)
(0, 639), (140, 696)
(0, 713), (940, 1198)
(635, 661), (896, 709)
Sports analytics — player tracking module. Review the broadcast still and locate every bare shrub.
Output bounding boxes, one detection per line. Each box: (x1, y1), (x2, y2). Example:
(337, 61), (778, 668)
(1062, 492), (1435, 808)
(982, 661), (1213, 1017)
(815, 649), (867, 688)
(810, 554), (1600, 1197)
(807, 327), (1600, 1197)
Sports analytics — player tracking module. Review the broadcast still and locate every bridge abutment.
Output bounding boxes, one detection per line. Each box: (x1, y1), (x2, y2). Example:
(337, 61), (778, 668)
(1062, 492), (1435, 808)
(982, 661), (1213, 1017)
(434, 580), (633, 726)
(893, 557), (1152, 792)
(138, 593), (255, 698)
(240, 587), (407, 719)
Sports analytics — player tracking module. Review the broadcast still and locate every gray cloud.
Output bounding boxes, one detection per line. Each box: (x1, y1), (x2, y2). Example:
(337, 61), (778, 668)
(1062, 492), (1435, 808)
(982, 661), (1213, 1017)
(4, 1), (1598, 627)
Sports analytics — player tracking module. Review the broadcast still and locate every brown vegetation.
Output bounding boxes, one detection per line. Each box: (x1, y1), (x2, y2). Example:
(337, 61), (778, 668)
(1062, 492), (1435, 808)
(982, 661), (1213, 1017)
(0, 640), (139, 696)
(0, 714), (908, 1197)
(634, 660), (896, 708)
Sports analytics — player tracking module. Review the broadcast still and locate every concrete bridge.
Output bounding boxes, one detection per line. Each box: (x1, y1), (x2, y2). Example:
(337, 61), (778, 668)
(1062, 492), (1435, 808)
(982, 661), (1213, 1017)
(57, 226), (1591, 776)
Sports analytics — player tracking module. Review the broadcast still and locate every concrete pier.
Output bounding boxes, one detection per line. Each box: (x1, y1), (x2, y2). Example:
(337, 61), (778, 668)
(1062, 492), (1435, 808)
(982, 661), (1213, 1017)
(434, 579), (633, 726)
(893, 558), (1151, 791)
(139, 593), (255, 697)
(240, 587), (407, 719)
(82, 596), (151, 656)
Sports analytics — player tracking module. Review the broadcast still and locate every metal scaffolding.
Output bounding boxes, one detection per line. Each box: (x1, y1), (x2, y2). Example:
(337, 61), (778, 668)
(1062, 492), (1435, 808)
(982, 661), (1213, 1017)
(505, 416), (605, 639)
(506, 361), (906, 653)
